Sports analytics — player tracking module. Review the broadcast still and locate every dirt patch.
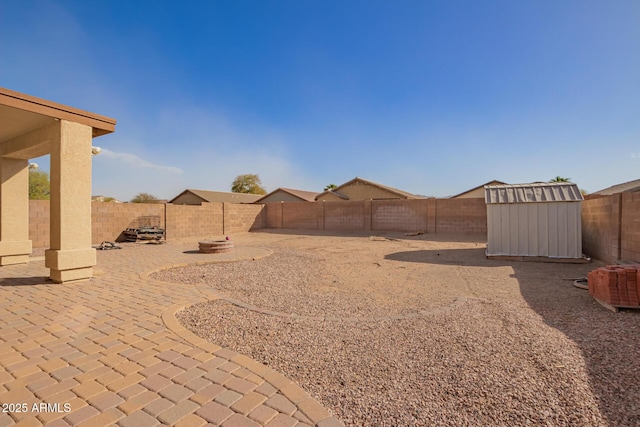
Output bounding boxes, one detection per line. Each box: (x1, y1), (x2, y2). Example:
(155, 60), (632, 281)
(154, 231), (640, 426)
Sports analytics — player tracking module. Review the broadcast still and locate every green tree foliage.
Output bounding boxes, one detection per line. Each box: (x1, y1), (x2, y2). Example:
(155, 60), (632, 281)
(231, 174), (267, 195)
(324, 184), (338, 191)
(130, 192), (160, 203)
(29, 170), (50, 200)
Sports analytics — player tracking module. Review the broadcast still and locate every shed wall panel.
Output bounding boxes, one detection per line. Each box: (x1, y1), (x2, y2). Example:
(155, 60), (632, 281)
(486, 201), (582, 258)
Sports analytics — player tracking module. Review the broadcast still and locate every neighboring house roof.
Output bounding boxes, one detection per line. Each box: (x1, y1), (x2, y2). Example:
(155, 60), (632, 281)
(169, 189), (262, 204)
(484, 182), (583, 204)
(314, 177), (419, 201)
(450, 180), (507, 198)
(590, 179), (640, 196)
(254, 188), (319, 203)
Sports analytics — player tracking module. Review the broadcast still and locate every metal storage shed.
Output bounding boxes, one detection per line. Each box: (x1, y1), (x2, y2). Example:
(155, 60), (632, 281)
(485, 182), (584, 260)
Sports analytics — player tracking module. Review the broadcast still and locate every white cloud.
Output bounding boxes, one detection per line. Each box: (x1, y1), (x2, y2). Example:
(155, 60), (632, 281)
(99, 148), (183, 174)
(631, 152), (640, 159)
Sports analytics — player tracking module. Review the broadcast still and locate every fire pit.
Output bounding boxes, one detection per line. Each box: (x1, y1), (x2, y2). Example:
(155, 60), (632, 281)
(199, 240), (234, 254)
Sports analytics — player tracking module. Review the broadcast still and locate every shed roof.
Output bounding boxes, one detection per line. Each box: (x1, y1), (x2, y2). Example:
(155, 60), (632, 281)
(485, 182), (583, 204)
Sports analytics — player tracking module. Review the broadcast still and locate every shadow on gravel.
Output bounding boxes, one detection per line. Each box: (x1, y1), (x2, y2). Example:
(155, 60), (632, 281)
(385, 247), (640, 426)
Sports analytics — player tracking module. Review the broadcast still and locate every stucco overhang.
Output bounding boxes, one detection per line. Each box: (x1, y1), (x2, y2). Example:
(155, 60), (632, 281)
(0, 87), (116, 157)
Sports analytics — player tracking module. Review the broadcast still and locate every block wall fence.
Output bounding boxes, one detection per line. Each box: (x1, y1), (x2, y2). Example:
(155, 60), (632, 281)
(582, 192), (640, 263)
(26, 195), (640, 264)
(28, 201), (264, 248)
(262, 198), (487, 234)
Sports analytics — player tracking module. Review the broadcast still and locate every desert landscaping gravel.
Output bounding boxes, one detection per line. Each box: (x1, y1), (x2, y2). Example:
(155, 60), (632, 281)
(152, 232), (640, 426)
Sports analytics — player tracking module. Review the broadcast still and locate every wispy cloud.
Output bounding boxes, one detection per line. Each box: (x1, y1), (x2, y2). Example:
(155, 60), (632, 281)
(632, 152), (640, 159)
(99, 148), (183, 174)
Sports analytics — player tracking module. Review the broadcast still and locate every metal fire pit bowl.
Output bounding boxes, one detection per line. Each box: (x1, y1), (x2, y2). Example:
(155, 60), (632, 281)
(199, 240), (234, 254)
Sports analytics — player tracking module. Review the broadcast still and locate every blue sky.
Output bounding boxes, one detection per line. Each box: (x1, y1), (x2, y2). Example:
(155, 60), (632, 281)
(1, 1), (639, 201)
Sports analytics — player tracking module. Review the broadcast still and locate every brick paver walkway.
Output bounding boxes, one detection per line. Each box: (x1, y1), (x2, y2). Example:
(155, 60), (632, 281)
(0, 241), (343, 427)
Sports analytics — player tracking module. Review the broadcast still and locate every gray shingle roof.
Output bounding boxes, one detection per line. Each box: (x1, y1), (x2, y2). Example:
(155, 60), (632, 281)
(591, 179), (640, 196)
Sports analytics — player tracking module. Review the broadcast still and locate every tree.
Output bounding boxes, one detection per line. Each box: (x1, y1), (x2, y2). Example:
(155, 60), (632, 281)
(130, 193), (160, 203)
(324, 184), (337, 191)
(231, 174), (267, 195)
(550, 176), (571, 183)
(29, 170), (50, 200)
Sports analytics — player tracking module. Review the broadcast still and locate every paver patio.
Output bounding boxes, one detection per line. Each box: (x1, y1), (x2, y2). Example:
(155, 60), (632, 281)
(0, 239), (343, 427)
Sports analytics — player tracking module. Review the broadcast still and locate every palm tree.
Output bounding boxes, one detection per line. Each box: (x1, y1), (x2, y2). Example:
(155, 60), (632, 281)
(550, 176), (571, 183)
(324, 184), (338, 191)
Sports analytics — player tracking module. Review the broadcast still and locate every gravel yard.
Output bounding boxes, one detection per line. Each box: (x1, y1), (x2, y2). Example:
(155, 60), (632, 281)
(152, 231), (640, 426)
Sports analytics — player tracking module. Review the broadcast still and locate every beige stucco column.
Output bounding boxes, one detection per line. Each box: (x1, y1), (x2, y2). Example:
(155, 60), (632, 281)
(0, 157), (31, 265)
(45, 120), (96, 283)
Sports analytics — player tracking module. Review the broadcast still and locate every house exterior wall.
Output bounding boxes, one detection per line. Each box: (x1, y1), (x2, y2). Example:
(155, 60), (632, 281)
(487, 201), (582, 258)
(171, 192), (205, 205)
(258, 191), (304, 203)
(340, 181), (405, 200)
(316, 192), (344, 202)
(452, 187), (485, 198)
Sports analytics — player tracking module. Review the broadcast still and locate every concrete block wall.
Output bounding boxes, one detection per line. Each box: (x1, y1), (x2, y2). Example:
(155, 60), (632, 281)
(93, 201), (165, 243)
(372, 199), (428, 232)
(433, 198), (487, 234)
(324, 201), (367, 230)
(28, 201), (263, 248)
(281, 202), (319, 229)
(223, 203), (264, 234)
(165, 202), (222, 240)
(621, 193), (640, 262)
(28, 200), (50, 249)
(262, 198), (487, 234)
(582, 195), (620, 263)
(581, 193), (640, 263)
(264, 202), (283, 229)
